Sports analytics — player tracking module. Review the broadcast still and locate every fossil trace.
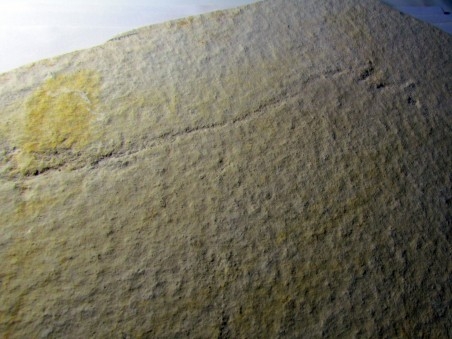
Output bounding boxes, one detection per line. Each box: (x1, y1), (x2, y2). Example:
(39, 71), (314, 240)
(0, 0), (451, 337)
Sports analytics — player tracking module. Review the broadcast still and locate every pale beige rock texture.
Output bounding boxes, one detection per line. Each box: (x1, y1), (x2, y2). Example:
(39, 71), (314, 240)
(0, 0), (451, 337)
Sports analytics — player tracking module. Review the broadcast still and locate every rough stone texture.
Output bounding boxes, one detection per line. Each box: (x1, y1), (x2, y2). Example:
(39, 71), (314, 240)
(0, 0), (451, 337)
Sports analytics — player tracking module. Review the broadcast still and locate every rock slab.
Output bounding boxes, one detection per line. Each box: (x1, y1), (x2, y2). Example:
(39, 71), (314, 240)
(0, 0), (451, 337)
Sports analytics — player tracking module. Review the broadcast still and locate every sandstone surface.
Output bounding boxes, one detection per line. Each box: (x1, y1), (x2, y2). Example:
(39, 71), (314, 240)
(0, 0), (451, 337)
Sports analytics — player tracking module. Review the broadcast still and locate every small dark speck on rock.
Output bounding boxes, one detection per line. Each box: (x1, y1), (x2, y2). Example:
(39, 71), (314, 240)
(407, 96), (416, 105)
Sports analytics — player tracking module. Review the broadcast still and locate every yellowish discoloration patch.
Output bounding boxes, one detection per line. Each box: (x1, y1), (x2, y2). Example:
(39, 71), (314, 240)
(15, 70), (100, 175)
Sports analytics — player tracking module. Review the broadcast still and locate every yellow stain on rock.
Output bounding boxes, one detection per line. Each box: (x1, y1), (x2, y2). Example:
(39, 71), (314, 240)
(16, 70), (100, 175)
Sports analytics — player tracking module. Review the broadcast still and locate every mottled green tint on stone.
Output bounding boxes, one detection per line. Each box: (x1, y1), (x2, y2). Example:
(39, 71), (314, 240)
(17, 70), (100, 174)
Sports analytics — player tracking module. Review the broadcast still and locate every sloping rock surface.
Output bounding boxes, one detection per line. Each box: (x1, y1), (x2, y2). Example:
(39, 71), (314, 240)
(0, 0), (451, 337)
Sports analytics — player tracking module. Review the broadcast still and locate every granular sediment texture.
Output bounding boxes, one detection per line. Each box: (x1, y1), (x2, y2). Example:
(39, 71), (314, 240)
(0, 0), (451, 337)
